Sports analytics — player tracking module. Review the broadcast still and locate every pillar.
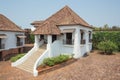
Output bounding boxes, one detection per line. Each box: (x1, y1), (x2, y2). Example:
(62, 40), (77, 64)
(73, 28), (81, 58)
(22, 38), (25, 46)
(85, 31), (89, 52)
(47, 35), (52, 57)
(90, 31), (93, 51)
(34, 35), (39, 49)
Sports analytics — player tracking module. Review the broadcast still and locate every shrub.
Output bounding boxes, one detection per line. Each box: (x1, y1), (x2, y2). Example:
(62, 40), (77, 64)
(93, 31), (120, 51)
(97, 41), (118, 54)
(58, 55), (69, 62)
(43, 58), (55, 66)
(10, 53), (25, 62)
(43, 55), (70, 66)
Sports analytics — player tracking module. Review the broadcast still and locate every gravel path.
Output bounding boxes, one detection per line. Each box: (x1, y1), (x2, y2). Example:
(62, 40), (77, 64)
(0, 51), (120, 80)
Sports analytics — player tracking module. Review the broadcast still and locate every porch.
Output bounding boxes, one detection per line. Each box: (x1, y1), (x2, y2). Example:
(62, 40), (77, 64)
(34, 27), (92, 58)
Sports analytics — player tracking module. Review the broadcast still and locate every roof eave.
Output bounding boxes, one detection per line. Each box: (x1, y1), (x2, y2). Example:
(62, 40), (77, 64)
(0, 30), (25, 32)
(33, 32), (61, 35)
(57, 24), (93, 29)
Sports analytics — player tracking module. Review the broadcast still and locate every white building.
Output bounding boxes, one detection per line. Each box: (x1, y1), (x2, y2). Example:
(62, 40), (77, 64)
(0, 14), (25, 60)
(12, 6), (93, 76)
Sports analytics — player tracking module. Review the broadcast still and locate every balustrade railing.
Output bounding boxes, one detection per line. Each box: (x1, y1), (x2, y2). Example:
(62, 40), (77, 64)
(81, 39), (86, 44)
(17, 42), (23, 46)
(63, 39), (74, 45)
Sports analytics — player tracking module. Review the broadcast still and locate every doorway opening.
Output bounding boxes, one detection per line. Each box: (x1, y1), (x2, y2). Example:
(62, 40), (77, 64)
(52, 35), (57, 43)
(66, 33), (72, 44)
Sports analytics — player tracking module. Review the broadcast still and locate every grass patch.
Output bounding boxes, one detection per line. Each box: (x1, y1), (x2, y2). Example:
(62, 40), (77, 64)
(10, 53), (25, 62)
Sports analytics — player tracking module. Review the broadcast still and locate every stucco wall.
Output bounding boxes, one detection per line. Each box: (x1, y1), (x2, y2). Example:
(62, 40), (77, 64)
(61, 45), (73, 55)
(80, 45), (86, 56)
(0, 31), (25, 50)
(58, 25), (92, 58)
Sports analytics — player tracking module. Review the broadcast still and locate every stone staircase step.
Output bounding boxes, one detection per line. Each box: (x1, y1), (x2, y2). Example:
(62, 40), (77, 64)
(17, 66), (33, 71)
(17, 67), (33, 73)
(16, 44), (46, 73)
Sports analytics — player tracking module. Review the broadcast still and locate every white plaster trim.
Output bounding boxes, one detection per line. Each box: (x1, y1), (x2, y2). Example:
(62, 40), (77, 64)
(88, 43), (92, 45)
(33, 50), (48, 77)
(80, 44), (85, 47)
(11, 46), (37, 66)
(63, 45), (73, 47)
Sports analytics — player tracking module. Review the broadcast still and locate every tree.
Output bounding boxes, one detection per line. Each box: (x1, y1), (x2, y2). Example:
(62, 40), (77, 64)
(103, 24), (109, 30)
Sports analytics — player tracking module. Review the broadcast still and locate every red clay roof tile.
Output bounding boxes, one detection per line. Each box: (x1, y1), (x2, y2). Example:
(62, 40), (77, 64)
(33, 6), (92, 35)
(0, 14), (24, 32)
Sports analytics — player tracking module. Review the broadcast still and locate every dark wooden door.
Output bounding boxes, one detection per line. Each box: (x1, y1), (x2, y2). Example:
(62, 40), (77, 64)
(0, 39), (1, 49)
(66, 33), (72, 44)
(52, 35), (57, 43)
(17, 37), (20, 46)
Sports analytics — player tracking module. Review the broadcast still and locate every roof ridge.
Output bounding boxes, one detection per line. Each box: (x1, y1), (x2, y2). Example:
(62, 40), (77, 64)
(34, 6), (71, 28)
(0, 14), (24, 32)
(66, 6), (90, 26)
(33, 6), (92, 34)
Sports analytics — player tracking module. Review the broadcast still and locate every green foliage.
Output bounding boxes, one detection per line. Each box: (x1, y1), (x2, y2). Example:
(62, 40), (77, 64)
(10, 53), (25, 62)
(103, 24), (109, 30)
(93, 31), (120, 51)
(29, 34), (34, 43)
(43, 58), (55, 66)
(97, 41), (118, 54)
(54, 55), (69, 63)
(43, 55), (70, 66)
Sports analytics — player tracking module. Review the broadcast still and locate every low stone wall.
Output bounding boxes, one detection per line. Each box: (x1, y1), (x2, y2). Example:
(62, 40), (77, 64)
(0, 44), (34, 61)
(0, 47), (23, 61)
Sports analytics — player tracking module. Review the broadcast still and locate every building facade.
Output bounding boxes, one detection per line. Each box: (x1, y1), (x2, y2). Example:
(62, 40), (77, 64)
(0, 14), (25, 60)
(12, 6), (93, 76)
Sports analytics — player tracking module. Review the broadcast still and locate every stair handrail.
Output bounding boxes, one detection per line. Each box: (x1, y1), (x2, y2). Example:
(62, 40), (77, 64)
(33, 49), (49, 76)
(11, 40), (44, 67)
(33, 40), (59, 76)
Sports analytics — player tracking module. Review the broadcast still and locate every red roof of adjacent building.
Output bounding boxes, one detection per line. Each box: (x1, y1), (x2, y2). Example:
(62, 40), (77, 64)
(0, 14), (24, 32)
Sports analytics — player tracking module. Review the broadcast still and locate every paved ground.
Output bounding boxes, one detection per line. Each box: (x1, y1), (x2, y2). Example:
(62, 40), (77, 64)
(0, 51), (120, 80)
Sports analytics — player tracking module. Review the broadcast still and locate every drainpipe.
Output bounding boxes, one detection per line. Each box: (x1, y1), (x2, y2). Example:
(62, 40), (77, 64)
(73, 28), (81, 58)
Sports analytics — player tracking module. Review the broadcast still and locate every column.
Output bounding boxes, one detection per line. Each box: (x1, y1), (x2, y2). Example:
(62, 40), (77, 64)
(85, 31), (89, 52)
(47, 35), (52, 57)
(73, 28), (81, 58)
(90, 31), (93, 51)
(22, 38), (25, 46)
(34, 35), (39, 49)
(91, 31), (93, 41)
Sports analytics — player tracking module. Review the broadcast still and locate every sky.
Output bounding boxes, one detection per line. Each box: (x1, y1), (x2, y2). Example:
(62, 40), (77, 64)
(0, 0), (120, 29)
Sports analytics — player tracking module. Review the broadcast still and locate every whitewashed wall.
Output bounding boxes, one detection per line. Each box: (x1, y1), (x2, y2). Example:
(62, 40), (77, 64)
(80, 45), (86, 56)
(0, 31), (25, 50)
(61, 45), (73, 55)
(58, 25), (92, 57)
(33, 25), (92, 76)
(88, 43), (92, 52)
(51, 40), (61, 57)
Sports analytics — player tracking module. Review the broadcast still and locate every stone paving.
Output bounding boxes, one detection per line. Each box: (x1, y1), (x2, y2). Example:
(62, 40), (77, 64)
(0, 51), (120, 80)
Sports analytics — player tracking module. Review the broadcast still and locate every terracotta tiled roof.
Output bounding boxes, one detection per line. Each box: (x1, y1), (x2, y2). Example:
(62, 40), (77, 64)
(33, 21), (61, 35)
(31, 20), (44, 28)
(31, 20), (44, 25)
(33, 6), (92, 35)
(0, 14), (24, 32)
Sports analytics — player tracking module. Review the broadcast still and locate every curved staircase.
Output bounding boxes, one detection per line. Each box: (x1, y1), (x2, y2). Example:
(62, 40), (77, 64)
(16, 44), (46, 73)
